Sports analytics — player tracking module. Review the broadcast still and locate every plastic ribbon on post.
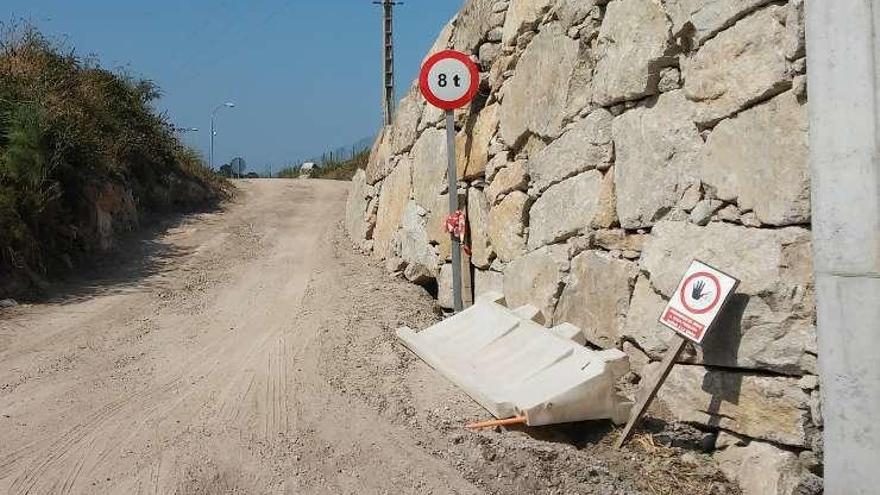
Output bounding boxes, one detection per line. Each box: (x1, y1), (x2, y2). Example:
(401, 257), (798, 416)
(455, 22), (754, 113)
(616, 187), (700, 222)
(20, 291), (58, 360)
(443, 210), (471, 255)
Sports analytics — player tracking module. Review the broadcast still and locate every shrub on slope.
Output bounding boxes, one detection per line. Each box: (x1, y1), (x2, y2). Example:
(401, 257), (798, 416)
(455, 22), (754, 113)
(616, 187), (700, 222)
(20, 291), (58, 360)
(0, 26), (227, 294)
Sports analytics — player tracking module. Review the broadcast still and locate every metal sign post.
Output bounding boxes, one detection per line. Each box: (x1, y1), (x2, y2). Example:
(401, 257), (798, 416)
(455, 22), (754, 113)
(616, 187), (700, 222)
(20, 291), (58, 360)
(445, 110), (463, 311)
(616, 260), (739, 448)
(419, 50), (479, 313)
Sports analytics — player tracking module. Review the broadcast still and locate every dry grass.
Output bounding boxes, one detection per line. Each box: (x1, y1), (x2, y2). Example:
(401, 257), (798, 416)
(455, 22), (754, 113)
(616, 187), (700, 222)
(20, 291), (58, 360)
(0, 23), (227, 295)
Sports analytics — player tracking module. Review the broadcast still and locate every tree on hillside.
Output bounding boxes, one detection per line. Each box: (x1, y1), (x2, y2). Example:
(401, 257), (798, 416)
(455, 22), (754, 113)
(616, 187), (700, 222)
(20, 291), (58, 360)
(218, 164), (233, 178)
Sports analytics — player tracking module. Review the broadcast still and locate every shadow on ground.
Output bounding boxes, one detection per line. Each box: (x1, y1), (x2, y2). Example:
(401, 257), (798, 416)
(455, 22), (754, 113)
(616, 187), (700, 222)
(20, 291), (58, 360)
(30, 203), (230, 306)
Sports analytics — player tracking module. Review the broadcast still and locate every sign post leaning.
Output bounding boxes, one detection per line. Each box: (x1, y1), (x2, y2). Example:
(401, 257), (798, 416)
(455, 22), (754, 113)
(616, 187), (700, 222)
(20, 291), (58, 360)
(419, 50), (480, 313)
(616, 260), (740, 448)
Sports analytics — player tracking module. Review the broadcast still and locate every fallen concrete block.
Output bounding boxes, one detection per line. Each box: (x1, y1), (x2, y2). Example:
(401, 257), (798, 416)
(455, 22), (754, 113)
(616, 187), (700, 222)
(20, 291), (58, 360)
(397, 298), (633, 426)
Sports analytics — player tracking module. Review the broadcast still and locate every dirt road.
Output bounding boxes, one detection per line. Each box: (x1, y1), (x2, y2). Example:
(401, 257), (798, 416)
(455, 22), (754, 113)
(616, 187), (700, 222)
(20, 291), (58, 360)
(0, 180), (737, 495)
(0, 180), (475, 494)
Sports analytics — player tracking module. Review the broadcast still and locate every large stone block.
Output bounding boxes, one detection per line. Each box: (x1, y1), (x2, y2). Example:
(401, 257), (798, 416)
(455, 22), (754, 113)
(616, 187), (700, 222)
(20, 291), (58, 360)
(499, 23), (579, 146)
(427, 192), (465, 262)
(714, 433), (823, 495)
(479, 42), (502, 68)
(555, 251), (638, 348)
(591, 229), (648, 253)
(501, 0), (553, 46)
(612, 91), (702, 229)
(700, 91), (810, 226)
(485, 160), (528, 205)
(457, 104), (500, 180)
(503, 244), (570, 324)
(345, 169), (371, 244)
(411, 128), (449, 208)
(623, 275), (678, 356)
(639, 221), (817, 375)
(682, 6), (790, 127)
(565, 40), (597, 121)
(485, 152), (509, 182)
(593, 0), (672, 106)
(642, 221), (812, 305)
(372, 158), (412, 260)
(528, 170), (604, 249)
(783, 0), (805, 61)
(553, 0), (599, 30)
(453, 0), (495, 52)
(665, 0), (774, 46)
(487, 191), (529, 262)
(419, 97), (447, 134)
(438, 263), (455, 309)
(527, 108), (613, 195)
(474, 269), (504, 298)
(396, 201), (441, 283)
(390, 87), (425, 154)
(467, 188), (495, 268)
(366, 130), (392, 185)
(650, 363), (811, 447)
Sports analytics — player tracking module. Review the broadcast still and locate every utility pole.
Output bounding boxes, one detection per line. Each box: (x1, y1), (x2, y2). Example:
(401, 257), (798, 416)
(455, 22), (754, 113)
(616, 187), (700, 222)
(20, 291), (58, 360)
(373, 0), (402, 127)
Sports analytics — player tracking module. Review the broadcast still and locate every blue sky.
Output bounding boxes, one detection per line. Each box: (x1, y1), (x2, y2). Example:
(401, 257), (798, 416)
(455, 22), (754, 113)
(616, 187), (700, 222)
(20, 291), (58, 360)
(7, 1), (462, 172)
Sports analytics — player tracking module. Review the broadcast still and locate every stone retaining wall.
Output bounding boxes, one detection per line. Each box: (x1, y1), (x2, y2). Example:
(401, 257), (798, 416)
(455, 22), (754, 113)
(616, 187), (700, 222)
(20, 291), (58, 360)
(346, 1), (820, 493)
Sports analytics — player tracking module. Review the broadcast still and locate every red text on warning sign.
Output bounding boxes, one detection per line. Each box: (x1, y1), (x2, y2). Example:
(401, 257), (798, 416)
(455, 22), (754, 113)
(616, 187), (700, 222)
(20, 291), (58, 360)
(661, 308), (706, 341)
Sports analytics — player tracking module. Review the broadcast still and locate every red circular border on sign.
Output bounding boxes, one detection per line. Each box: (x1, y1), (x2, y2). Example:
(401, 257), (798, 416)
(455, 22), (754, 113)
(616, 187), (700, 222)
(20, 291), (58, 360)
(419, 50), (480, 111)
(679, 272), (722, 315)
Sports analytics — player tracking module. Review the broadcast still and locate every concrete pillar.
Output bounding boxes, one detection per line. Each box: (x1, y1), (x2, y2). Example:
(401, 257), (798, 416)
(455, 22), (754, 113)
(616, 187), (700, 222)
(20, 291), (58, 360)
(806, 2), (880, 494)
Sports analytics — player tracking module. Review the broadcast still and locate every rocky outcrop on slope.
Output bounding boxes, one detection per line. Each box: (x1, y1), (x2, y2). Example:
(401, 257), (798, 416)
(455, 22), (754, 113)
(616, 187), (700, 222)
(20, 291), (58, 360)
(346, 1), (817, 493)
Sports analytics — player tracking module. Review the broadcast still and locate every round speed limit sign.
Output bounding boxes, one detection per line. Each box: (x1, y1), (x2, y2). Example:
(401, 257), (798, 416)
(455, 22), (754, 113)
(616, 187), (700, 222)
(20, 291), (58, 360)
(419, 50), (479, 110)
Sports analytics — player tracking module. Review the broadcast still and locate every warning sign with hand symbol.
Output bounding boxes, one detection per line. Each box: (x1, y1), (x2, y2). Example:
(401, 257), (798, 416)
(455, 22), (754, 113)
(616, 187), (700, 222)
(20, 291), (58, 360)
(659, 260), (738, 343)
(617, 260), (740, 448)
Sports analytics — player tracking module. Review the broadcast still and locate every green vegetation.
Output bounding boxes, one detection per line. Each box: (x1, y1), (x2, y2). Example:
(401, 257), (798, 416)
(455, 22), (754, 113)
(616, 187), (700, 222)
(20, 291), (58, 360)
(0, 25), (227, 293)
(277, 148), (370, 181)
(313, 149), (369, 180)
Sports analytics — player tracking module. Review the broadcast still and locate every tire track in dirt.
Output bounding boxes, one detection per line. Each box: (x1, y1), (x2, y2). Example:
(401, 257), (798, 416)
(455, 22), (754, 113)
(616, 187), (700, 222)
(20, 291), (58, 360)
(0, 181), (348, 493)
(0, 180), (490, 494)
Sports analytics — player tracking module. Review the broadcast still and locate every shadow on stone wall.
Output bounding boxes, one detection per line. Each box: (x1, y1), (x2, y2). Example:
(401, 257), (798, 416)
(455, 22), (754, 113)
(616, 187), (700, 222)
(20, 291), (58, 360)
(700, 293), (749, 426)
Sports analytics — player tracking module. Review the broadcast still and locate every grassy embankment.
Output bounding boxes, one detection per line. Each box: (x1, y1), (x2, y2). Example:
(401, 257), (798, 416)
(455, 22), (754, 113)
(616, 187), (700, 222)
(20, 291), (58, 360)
(0, 26), (227, 296)
(276, 149), (370, 181)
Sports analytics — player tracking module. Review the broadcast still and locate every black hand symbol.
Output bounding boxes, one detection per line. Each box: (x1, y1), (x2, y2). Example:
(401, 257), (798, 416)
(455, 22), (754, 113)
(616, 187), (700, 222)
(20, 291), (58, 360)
(692, 280), (707, 300)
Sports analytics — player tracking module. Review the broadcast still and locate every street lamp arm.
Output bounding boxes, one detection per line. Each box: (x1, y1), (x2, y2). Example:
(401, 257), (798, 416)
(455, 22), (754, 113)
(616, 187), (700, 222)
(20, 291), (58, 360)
(209, 101), (235, 169)
(212, 101), (236, 117)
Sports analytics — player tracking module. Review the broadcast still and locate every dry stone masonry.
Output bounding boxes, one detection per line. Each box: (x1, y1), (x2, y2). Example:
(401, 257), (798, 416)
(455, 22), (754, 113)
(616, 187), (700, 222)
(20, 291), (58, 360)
(346, 1), (818, 493)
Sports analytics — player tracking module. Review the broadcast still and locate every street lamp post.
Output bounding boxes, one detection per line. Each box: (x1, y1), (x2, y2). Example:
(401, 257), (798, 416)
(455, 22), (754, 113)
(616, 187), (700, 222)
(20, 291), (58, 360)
(210, 102), (235, 169)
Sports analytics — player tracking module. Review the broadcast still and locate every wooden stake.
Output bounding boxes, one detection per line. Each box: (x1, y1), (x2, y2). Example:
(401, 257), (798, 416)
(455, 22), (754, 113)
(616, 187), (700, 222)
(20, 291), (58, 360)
(616, 334), (688, 448)
(461, 246), (474, 309)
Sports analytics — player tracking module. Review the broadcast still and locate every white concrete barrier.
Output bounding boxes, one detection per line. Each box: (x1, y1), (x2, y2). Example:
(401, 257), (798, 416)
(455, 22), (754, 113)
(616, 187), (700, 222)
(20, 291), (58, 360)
(397, 293), (633, 426)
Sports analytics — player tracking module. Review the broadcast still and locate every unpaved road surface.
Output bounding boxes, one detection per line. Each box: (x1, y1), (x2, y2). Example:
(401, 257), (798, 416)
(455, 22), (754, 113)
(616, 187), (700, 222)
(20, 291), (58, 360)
(0, 180), (737, 494)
